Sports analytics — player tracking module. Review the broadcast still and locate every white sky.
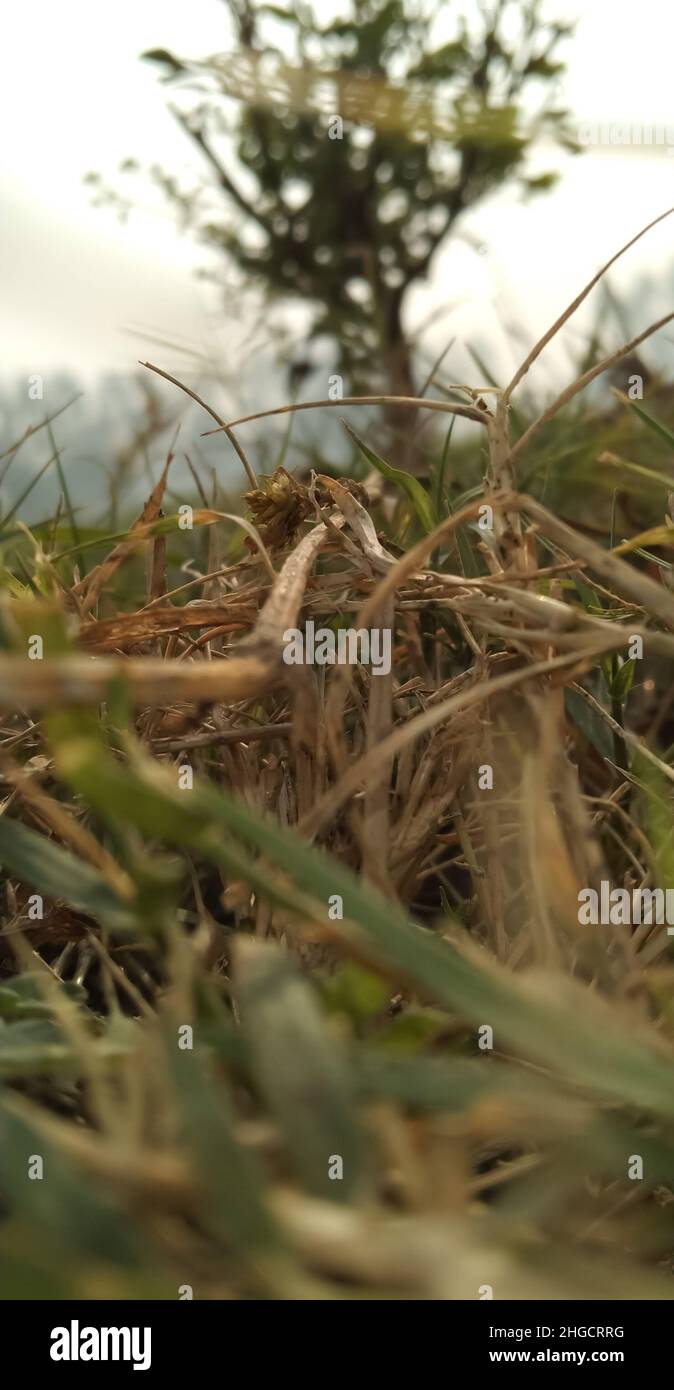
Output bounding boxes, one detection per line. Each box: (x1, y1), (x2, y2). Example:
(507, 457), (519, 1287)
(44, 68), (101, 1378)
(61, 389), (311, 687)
(1, 0), (674, 388)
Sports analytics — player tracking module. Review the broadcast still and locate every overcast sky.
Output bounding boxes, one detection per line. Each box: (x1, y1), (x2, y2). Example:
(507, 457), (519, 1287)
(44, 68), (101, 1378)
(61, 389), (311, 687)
(2, 0), (674, 393)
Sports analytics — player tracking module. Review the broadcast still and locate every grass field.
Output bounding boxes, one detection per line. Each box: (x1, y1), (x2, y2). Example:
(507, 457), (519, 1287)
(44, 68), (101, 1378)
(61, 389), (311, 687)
(2, 213), (674, 1300)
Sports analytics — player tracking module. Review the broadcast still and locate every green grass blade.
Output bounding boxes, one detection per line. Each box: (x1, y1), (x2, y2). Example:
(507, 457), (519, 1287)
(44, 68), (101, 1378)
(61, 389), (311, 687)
(0, 816), (136, 931)
(342, 420), (437, 532)
(432, 415), (456, 522)
(613, 389), (674, 449)
(236, 938), (367, 1202)
(165, 1037), (282, 1263)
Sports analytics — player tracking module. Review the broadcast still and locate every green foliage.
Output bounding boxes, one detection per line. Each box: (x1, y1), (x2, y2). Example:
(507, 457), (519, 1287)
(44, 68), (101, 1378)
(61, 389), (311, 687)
(343, 420), (436, 529)
(0, 819), (137, 932)
(109, 1), (575, 405)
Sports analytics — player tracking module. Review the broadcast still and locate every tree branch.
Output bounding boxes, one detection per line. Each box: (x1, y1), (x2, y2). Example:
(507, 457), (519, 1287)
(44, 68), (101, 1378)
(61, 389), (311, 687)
(170, 106), (273, 240)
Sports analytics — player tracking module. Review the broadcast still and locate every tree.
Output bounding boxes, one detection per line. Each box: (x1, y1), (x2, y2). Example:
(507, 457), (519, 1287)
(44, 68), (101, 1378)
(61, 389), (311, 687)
(96, 0), (576, 465)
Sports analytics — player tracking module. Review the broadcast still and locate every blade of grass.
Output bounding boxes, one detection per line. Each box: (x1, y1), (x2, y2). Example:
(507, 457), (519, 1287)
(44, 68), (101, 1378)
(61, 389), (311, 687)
(612, 389), (674, 449)
(342, 420), (437, 532)
(235, 937), (368, 1203)
(0, 817), (137, 932)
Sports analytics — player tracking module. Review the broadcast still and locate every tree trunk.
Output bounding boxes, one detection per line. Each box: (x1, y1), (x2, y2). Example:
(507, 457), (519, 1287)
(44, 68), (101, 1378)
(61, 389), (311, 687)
(381, 290), (419, 473)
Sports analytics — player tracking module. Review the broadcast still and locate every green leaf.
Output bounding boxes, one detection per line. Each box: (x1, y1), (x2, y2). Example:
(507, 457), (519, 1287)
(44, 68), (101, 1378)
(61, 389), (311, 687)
(572, 572), (602, 614)
(525, 56), (565, 78)
(164, 1036), (281, 1265)
(0, 973), (86, 1021)
(0, 1017), (133, 1077)
(613, 390), (674, 451)
(140, 48), (186, 78)
(236, 939), (367, 1202)
(0, 1102), (139, 1262)
(432, 416), (455, 522)
(635, 755), (674, 890)
(0, 817), (137, 932)
(0, 1019), (72, 1075)
(320, 961), (391, 1026)
(611, 656), (636, 701)
(564, 687), (613, 761)
(342, 421), (437, 532)
(372, 1007), (452, 1054)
